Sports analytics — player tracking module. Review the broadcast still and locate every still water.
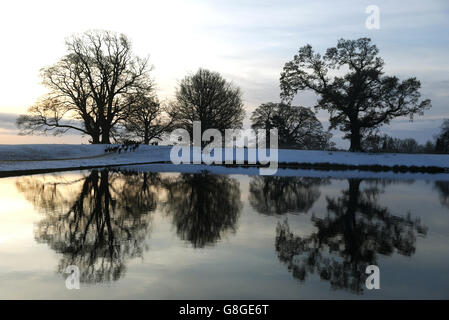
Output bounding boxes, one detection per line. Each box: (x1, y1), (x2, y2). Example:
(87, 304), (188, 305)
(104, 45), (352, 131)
(0, 167), (448, 299)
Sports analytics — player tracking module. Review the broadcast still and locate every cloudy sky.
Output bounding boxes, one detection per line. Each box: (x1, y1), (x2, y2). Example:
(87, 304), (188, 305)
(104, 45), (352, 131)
(0, 0), (448, 147)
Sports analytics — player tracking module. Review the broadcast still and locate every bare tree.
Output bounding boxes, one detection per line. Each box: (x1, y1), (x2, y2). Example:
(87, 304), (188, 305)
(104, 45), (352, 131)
(16, 96), (93, 137)
(17, 30), (153, 144)
(172, 68), (245, 140)
(122, 93), (175, 144)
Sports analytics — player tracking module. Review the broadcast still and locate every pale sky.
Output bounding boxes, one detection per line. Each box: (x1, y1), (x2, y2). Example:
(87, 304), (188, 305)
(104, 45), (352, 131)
(0, 0), (448, 147)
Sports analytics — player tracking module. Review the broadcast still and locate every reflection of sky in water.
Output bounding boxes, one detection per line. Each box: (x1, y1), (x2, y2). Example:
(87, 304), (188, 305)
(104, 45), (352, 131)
(0, 169), (448, 299)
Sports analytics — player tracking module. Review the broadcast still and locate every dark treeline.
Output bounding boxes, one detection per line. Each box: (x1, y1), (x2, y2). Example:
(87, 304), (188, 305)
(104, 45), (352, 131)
(361, 119), (449, 154)
(15, 30), (245, 146)
(16, 30), (444, 153)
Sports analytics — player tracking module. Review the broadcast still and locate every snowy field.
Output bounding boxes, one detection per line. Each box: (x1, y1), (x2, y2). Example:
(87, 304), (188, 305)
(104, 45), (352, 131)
(0, 144), (448, 177)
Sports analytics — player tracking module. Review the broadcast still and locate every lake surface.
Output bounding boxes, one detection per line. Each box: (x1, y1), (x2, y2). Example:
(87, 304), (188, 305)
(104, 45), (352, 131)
(1, 166), (448, 299)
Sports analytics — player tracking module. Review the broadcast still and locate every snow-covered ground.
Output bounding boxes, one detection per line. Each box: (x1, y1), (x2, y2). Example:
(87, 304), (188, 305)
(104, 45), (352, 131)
(0, 144), (448, 177)
(278, 149), (449, 167)
(0, 144), (171, 173)
(0, 144), (108, 161)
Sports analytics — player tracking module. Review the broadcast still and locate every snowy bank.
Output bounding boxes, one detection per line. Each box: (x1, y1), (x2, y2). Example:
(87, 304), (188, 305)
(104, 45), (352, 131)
(0, 144), (171, 175)
(0, 144), (448, 177)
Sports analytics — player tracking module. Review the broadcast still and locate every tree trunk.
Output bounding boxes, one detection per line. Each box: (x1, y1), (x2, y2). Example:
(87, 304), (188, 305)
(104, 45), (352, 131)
(90, 133), (101, 144)
(346, 179), (362, 236)
(101, 129), (111, 144)
(349, 126), (362, 152)
(144, 126), (149, 145)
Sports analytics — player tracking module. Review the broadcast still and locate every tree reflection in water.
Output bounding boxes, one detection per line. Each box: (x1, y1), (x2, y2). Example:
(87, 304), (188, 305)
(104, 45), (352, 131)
(249, 176), (328, 215)
(434, 181), (449, 209)
(17, 169), (430, 292)
(16, 170), (161, 283)
(275, 179), (427, 293)
(163, 171), (242, 248)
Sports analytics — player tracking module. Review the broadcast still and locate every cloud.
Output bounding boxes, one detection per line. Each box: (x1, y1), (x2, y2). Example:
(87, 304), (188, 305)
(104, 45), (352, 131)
(0, 113), (19, 131)
(1, 0), (448, 145)
(0, 112), (86, 140)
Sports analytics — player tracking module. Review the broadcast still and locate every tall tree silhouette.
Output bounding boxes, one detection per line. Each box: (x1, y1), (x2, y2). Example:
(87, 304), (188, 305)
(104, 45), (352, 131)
(249, 176), (328, 215)
(275, 179), (427, 293)
(16, 30), (153, 144)
(434, 119), (449, 153)
(16, 170), (162, 283)
(280, 38), (431, 151)
(163, 172), (242, 248)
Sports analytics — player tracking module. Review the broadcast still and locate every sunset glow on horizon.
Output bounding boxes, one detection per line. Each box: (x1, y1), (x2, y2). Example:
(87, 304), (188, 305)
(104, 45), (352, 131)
(1, 0), (448, 147)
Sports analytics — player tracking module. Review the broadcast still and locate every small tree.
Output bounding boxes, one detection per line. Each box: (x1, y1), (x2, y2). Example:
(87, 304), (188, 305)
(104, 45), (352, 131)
(251, 102), (333, 149)
(423, 140), (435, 154)
(123, 93), (174, 145)
(435, 119), (449, 153)
(280, 38), (431, 151)
(361, 130), (383, 152)
(172, 68), (245, 140)
(363, 133), (427, 154)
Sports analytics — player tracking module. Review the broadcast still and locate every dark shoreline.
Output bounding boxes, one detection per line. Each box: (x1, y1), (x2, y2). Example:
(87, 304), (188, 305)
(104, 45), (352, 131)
(1, 160), (448, 178)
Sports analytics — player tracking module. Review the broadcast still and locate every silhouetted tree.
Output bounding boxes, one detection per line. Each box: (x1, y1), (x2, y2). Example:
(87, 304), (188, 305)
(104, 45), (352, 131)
(122, 92), (175, 144)
(16, 170), (161, 283)
(435, 119), (449, 153)
(423, 140), (435, 153)
(16, 30), (153, 144)
(362, 132), (434, 154)
(163, 172), (242, 248)
(275, 179), (427, 293)
(280, 38), (431, 152)
(172, 69), (245, 141)
(251, 102), (333, 149)
(249, 176), (328, 215)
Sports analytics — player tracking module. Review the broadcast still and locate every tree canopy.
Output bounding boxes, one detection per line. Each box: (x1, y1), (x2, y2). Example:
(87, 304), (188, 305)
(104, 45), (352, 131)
(251, 102), (333, 149)
(17, 30), (153, 144)
(172, 68), (245, 139)
(280, 38), (431, 151)
(435, 119), (449, 153)
(122, 92), (174, 144)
